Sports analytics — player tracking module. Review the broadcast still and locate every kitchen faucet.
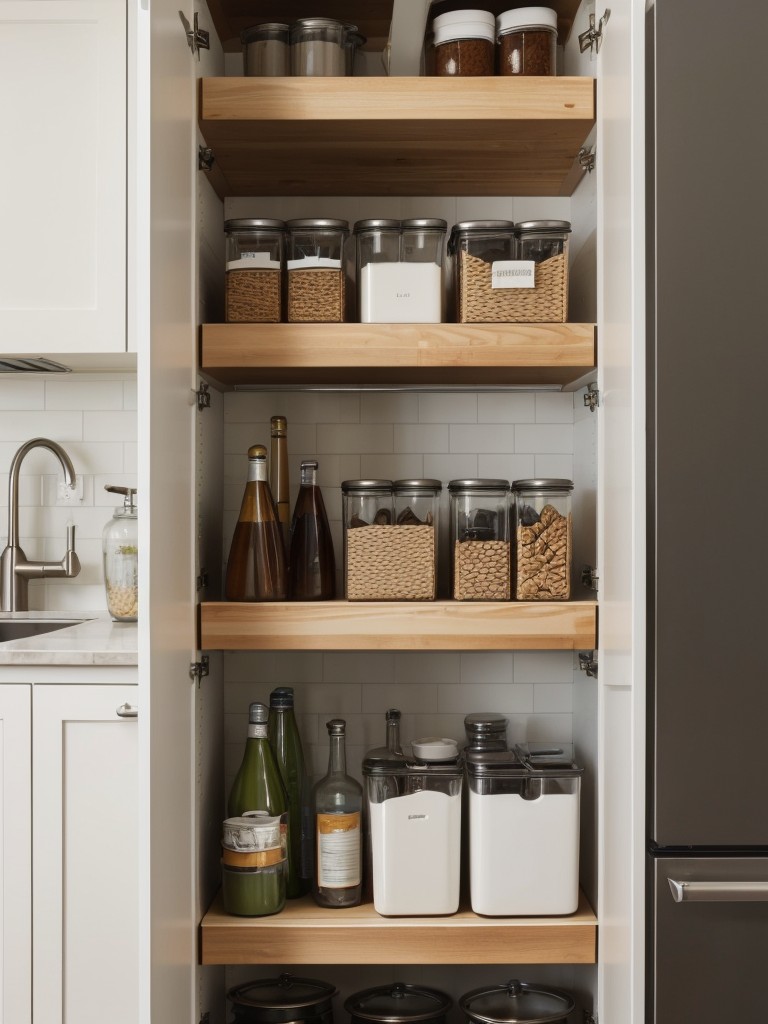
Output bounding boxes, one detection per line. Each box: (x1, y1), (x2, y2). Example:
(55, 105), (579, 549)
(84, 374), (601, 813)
(0, 438), (81, 612)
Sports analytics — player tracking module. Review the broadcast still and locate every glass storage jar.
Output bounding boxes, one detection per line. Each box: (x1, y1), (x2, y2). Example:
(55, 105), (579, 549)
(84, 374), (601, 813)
(449, 479), (510, 600)
(393, 478), (442, 600)
(432, 10), (496, 76)
(497, 7), (558, 76)
(515, 219), (572, 263)
(102, 485), (138, 622)
(241, 23), (290, 76)
(448, 220), (516, 322)
(342, 480), (394, 599)
(342, 24), (367, 75)
(354, 219), (446, 323)
(286, 219), (348, 323)
(512, 478), (573, 599)
(225, 219), (285, 323)
(353, 219), (401, 322)
(290, 18), (348, 76)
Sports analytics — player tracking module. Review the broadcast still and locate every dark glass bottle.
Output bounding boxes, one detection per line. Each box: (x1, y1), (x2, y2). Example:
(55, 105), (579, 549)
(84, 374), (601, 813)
(225, 444), (287, 601)
(289, 459), (336, 600)
(311, 719), (362, 908)
(270, 415), (290, 551)
(268, 687), (310, 898)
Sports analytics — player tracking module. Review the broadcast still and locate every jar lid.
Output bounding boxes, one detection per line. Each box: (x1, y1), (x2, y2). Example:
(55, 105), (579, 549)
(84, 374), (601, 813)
(448, 478), (510, 492)
(401, 218), (448, 231)
(433, 9), (496, 29)
(514, 220), (572, 235)
(393, 479), (443, 494)
(465, 712), (508, 734)
(511, 478), (573, 492)
(341, 479), (393, 493)
(224, 218), (285, 232)
(285, 218), (350, 231)
(346, 983), (452, 1023)
(269, 686), (294, 708)
(434, 19), (496, 44)
(240, 23), (289, 42)
(451, 220), (516, 234)
(353, 219), (401, 233)
(411, 737), (459, 761)
(465, 744), (583, 779)
(460, 980), (575, 1024)
(291, 17), (346, 31)
(497, 7), (558, 34)
(228, 974), (338, 1018)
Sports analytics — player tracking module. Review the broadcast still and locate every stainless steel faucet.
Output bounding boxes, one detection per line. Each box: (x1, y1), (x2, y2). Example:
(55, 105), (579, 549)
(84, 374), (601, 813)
(0, 438), (81, 612)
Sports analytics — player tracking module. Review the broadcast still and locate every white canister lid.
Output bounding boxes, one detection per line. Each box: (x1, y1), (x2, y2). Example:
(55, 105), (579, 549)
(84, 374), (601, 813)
(433, 9), (496, 29)
(497, 6), (558, 34)
(433, 9), (496, 44)
(412, 737), (460, 761)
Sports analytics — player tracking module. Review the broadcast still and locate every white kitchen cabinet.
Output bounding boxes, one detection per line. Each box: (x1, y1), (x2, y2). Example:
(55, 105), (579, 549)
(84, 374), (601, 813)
(0, 0), (128, 355)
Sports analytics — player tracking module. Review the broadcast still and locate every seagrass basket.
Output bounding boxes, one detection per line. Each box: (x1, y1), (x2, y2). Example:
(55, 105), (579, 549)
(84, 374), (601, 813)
(457, 249), (568, 323)
(345, 524), (436, 600)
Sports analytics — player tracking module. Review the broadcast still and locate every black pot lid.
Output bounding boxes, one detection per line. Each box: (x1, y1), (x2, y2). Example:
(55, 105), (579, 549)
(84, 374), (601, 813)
(346, 983), (452, 1023)
(460, 981), (575, 1024)
(228, 974), (338, 1011)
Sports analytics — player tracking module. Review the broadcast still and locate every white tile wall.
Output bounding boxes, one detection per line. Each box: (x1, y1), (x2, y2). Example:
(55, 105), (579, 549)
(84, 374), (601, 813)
(0, 373), (137, 611)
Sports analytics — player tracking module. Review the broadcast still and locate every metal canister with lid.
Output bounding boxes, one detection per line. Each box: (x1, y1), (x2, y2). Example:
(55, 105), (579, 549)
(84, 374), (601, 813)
(241, 23), (290, 76)
(460, 980), (576, 1024)
(512, 478), (573, 600)
(227, 973), (338, 1024)
(346, 983), (452, 1024)
(449, 479), (511, 600)
(290, 18), (363, 76)
(464, 712), (508, 751)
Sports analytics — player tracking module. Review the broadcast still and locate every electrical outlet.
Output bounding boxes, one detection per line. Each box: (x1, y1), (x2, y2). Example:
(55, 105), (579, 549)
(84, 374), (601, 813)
(56, 476), (85, 506)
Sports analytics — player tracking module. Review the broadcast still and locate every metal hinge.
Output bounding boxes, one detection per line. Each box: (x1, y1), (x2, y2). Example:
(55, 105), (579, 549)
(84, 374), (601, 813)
(579, 8), (610, 54)
(195, 381), (211, 410)
(578, 145), (596, 174)
(583, 383), (600, 411)
(189, 656), (210, 683)
(197, 569), (209, 591)
(581, 564), (599, 591)
(579, 652), (598, 678)
(180, 10), (210, 57)
(198, 145), (215, 172)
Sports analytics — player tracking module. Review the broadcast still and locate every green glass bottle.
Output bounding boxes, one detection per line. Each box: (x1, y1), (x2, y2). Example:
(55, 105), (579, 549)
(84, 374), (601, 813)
(268, 687), (310, 898)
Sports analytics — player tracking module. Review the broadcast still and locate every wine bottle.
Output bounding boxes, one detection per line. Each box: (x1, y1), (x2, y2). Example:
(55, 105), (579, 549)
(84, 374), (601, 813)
(311, 719), (363, 908)
(289, 460), (336, 600)
(228, 702), (289, 821)
(225, 444), (287, 601)
(268, 687), (310, 898)
(270, 415), (290, 550)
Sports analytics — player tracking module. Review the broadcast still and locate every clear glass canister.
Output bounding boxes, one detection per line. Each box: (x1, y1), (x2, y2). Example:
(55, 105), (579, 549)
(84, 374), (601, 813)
(225, 218), (285, 323)
(241, 23), (290, 76)
(448, 220), (516, 322)
(354, 219), (401, 323)
(512, 478), (573, 600)
(515, 219), (571, 263)
(432, 10), (496, 76)
(449, 479), (510, 600)
(342, 480), (394, 599)
(286, 218), (349, 323)
(354, 219), (446, 324)
(393, 479), (442, 601)
(290, 18), (347, 76)
(102, 485), (138, 622)
(342, 24), (367, 75)
(497, 7), (558, 76)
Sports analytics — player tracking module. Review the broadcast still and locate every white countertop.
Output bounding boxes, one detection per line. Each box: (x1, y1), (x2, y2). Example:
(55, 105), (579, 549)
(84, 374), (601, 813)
(0, 612), (138, 666)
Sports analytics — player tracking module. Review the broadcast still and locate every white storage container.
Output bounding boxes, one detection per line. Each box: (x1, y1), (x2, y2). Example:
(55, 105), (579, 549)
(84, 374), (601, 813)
(466, 744), (582, 915)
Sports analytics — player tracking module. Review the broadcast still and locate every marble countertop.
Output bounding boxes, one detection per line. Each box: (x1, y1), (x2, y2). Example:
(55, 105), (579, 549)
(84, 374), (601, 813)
(0, 612), (138, 666)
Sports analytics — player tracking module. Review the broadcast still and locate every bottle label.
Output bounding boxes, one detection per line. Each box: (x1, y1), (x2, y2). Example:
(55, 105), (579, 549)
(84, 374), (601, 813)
(316, 812), (361, 888)
(247, 723), (269, 739)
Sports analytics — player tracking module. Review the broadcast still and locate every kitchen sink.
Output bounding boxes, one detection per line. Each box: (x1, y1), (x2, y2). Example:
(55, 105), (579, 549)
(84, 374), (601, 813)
(0, 618), (84, 642)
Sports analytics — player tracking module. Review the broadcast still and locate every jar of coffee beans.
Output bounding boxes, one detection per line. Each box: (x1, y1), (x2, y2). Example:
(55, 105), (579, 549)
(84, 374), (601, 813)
(432, 10), (495, 76)
(449, 479), (511, 600)
(497, 7), (558, 76)
(225, 219), (285, 323)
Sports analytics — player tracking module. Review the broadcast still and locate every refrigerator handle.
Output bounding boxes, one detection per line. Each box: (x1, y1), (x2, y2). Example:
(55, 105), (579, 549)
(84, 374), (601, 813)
(668, 878), (768, 903)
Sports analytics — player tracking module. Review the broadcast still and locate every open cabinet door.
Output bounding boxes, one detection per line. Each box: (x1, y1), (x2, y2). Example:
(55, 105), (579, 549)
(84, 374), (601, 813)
(595, 0), (646, 1021)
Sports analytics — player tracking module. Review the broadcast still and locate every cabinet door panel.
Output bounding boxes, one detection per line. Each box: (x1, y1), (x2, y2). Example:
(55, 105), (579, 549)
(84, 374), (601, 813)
(0, 686), (31, 1024)
(32, 685), (137, 1024)
(0, 0), (126, 353)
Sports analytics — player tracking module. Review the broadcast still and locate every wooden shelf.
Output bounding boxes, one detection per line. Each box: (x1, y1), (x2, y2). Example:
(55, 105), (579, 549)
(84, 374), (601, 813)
(199, 600), (597, 651)
(201, 322), (596, 389)
(200, 891), (597, 965)
(198, 77), (595, 197)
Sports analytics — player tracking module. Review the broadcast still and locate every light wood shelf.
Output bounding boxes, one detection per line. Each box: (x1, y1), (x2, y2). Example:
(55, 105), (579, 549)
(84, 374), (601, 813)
(199, 600), (597, 651)
(200, 891), (597, 965)
(198, 76), (595, 197)
(201, 322), (596, 389)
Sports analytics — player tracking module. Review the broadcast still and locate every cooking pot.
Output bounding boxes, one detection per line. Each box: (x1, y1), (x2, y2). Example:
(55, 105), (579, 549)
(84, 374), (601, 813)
(459, 980), (576, 1024)
(345, 983), (451, 1024)
(228, 973), (337, 1024)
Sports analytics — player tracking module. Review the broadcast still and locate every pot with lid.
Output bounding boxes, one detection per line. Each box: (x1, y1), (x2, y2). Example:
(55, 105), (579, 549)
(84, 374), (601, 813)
(460, 979), (576, 1024)
(346, 983), (452, 1024)
(227, 973), (337, 1024)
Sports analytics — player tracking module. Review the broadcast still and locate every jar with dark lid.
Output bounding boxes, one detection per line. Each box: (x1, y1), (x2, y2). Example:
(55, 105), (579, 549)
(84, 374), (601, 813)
(432, 10), (495, 76)
(460, 979), (576, 1024)
(346, 983), (452, 1024)
(464, 711), (508, 751)
(448, 220), (516, 323)
(225, 219), (285, 323)
(341, 480), (394, 599)
(393, 479), (442, 599)
(241, 23), (289, 76)
(286, 218), (349, 323)
(449, 479), (510, 600)
(514, 220), (572, 264)
(497, 7), (558, 76)
(228, 973), (338, 1024)
(512, 478), (573, 600)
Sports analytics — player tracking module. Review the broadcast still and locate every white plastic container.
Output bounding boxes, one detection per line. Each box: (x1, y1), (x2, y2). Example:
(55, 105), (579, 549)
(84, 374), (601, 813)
(466, 744), (582, 915)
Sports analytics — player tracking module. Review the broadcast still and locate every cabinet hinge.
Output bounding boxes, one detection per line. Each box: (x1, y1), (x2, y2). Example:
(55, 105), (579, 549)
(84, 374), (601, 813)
(578, 8), (610, 55)
(197, 569), (209, 591)
(579, 652), (598, 679)
(198, 145), (215, 172)
(195, 381), (211, 411)
(189, 656), (210, 683)
(578, 145), (596, 174)
(581, 564), (599, 591)
(180, 10), (210, 57)
(583, 383), (599, 411)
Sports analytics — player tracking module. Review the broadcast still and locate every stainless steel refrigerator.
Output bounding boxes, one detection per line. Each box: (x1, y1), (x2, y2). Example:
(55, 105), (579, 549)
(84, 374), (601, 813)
(647, 1), (768, 1020)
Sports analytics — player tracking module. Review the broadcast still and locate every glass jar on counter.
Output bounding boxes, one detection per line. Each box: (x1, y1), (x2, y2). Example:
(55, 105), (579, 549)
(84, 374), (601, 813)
(497, 7), (558, 76)
(225, 219), (285, 323)
(449, 479), (510, 600)
(102, 486), (138, 622)
(512, 478), (573, 600)
(432, 10), (496, 76)
(290, 18), (347, 76)
(286, 219), (348, 323)
(241, 23), (289, 76)
(448, 220), (516, 322)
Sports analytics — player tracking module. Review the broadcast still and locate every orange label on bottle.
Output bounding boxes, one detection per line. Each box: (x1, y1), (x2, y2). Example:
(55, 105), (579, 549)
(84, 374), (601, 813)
(317, 812), (360, 834)
(316, 812), (361, 888)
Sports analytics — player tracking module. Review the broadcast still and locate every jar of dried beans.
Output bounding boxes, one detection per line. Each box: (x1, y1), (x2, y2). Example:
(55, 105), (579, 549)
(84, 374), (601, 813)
(286, 218), (349, 323)
(449, 479), (510, 601)
(512, 479), (573, 600)
(225, 219), (285, 323)
(497, 7), (558, 76)
(432, 10), (496, 77)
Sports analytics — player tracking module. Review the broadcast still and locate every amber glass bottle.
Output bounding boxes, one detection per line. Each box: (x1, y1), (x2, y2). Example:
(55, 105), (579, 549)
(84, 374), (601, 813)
(225, 444), (287, 601)
(270, 416), (290, 551)
(289, 460), (336, 600)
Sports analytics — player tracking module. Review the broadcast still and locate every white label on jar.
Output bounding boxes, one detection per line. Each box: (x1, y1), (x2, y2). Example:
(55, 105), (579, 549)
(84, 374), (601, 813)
(227, 254), (281, 270)
(491, 260), (536, 289)
(316, 811), (361, 888)
(287, 256), (342, 271)
(360, 262), (442, 323)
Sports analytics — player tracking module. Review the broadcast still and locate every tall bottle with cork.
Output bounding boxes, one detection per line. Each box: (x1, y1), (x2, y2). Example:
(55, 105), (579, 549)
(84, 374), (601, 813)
(289, 459), (336, 600)
(270, 416), (290, 551)
(311, 719), (363, 908)
(268, 687), (310, 898)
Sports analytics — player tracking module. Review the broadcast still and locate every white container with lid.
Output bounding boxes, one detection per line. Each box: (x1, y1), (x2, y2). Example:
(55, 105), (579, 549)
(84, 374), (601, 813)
(497, 7), (558, 76)
(432, 10), (496, 76)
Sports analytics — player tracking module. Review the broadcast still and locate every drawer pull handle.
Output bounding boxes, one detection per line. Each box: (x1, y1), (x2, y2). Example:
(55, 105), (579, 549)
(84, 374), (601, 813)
(668, 878), (768, 903)
(116, 702), (138, 719)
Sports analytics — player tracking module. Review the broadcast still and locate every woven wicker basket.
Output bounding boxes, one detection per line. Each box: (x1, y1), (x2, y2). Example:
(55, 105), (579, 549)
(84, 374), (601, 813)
(345, 524), (435, 601)
(457, 249), (568, 323)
